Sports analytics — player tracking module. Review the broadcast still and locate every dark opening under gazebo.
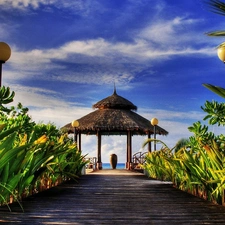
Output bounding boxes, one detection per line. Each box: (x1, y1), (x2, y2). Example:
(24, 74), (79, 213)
(63, 88), (168, 170)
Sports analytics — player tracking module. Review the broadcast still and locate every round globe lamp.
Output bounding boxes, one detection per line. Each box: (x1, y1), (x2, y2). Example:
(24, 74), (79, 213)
(151, 118), (158, 126)
(0, 42), (11, 87)
(217, 43), (225, 63)
(0, 42), (11, 62)
(71, 120), (79, 128)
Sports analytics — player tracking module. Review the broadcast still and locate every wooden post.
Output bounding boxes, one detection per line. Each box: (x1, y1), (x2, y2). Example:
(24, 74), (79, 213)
(126, 131), (129, 169)
(97, 131), (102, 170)
(126, 130), (132, 170)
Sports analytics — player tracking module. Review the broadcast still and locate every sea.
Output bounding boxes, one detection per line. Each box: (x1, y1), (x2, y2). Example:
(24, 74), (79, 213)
(102, 163), (125, 169)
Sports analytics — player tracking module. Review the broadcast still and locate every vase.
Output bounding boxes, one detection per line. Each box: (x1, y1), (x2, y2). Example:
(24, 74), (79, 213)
(110, 154), (117, 169)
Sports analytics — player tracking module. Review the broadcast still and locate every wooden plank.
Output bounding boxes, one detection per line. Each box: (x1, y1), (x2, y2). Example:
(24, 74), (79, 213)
(0, 170), (225, 224)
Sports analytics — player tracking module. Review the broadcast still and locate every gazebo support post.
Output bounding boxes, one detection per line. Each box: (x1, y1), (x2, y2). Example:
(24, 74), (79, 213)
(126, 130), (132, 170)
(126, 135), (129, 169)
(97, 131), (102, 170)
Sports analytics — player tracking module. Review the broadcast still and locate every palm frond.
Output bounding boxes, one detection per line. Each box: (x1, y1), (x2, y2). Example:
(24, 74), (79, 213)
(204, 0), (225, 16)
(207, 31), (225, 36)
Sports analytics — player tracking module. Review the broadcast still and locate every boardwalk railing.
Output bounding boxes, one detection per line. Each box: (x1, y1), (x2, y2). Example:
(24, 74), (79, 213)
(85, 152), (147, 171)
(132, 151), (148, 169)
(85, 157), (97, 170)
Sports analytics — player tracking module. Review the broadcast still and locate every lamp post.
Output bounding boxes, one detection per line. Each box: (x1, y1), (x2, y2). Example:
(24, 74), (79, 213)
(151, 118), (158, 151)
(71, 120), (79, 143)
(0, 42), (11, 87)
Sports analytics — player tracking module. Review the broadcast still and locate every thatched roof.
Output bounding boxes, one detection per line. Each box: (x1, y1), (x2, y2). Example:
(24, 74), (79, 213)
(93, 89), (137, 111)
(62, 89), (168, 136)
(63, 108), (168, 135)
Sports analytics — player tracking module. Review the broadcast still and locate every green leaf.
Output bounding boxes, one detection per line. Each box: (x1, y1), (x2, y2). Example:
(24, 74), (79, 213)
(203, 83), (225, 99)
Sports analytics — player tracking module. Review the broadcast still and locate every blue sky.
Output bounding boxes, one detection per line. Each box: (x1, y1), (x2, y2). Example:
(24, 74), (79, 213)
(1, 0), (225, 163)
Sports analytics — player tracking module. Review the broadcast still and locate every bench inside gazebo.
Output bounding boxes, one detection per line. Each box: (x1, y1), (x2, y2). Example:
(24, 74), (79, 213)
(63, 88), (168, 170)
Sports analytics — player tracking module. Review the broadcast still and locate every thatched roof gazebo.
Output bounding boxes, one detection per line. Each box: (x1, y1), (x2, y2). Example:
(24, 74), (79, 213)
(63, 88), (168, 170)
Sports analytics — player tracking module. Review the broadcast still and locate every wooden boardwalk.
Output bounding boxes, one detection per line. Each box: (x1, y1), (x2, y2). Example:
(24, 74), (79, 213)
(1, 169), (225, 224)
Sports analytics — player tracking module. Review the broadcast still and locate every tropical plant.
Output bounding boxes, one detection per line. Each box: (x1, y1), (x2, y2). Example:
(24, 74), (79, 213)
(0, 86), (15, 113)
(0, 86), (87, 211)
(143, 115), (225, 205)
(143, 137), (225, 204)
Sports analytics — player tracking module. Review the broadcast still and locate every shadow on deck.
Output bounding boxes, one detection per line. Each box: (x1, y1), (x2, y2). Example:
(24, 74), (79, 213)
(0, 169), (225, 224)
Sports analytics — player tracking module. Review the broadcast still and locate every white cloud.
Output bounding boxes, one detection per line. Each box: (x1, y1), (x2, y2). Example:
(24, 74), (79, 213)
(0, 0), (49, 9)
(28, 106), (92, 127)
(7, 84), (91, 126)
(0, 0), (95, 14)
(12, 87), (65, 108)
(138, 16), (212, 50)
(1, 7), (215, 86)
(61, 39), (110, 57)
(139, 107), (205, 122)
(5, 34), (215, 86)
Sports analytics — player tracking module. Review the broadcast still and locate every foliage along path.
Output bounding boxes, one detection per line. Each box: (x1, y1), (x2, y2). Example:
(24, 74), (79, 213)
(0, 169), (225, 224)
